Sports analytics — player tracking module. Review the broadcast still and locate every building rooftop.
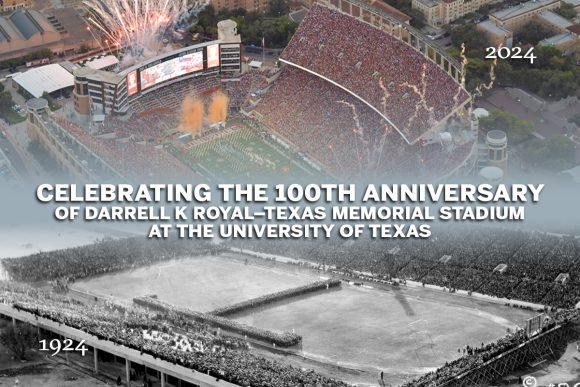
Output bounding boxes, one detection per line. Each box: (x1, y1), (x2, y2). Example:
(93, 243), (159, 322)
(0, 9), (56, 42)
(567, 24), (580, 35)
(84, 55), (120, 70)
(413, 0), (441, 8)
(487, 129), (507, 141)
(537, 10), (573, 29)
(539, 32), (576, 45)
(74, 66), (123, 84)
(491, 0), (558, 22)
(13, 64), (74, 98)
(363, 0), (412, 22)
(477, 20), (512, 36)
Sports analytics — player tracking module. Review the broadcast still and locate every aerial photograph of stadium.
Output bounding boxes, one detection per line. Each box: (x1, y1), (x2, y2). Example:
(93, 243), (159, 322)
(0, 0), (579, 385)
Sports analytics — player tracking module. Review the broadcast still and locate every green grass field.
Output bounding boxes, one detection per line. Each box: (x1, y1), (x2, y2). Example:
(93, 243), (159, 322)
(181, 127), (320, 180)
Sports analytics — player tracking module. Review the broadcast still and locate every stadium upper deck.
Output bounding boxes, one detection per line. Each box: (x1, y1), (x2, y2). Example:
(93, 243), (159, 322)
(255, 67), (474, 178)
(280, 4), (471, 144)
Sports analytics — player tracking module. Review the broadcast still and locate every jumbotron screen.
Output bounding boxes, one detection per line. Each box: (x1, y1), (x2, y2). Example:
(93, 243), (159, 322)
(207, 44), (220, 68)
(126, 70), (138, 96)
(140, 51), (203, 90)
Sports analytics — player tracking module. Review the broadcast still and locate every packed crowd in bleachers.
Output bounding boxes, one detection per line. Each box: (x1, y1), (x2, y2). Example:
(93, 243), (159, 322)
(134, 296), (303, 347)
(401, 307), (578, 387)
(222, 71), (269, 109)
(255, 67), (472, 178)
(130, 75), (220, 115)
(0, 282), (348, 387)
(235, 227), (580, 309)
(6, 227), (577, 309)
(1, 237), (220, 283)
(53, 118), (197, 180)
(280, 4), (470, 143)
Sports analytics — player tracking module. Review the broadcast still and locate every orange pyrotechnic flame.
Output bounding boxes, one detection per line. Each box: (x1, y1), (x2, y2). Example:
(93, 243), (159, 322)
(179, 96), (204, 136)
(206, 92), (229, 124)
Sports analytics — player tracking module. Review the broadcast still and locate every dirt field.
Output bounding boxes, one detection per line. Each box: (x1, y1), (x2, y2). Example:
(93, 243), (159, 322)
(75, 254), (537, 386)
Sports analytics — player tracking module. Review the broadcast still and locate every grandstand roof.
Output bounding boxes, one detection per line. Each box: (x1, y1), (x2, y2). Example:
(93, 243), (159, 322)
(280, 4), (469, 144)
(13, 63), (74, 98)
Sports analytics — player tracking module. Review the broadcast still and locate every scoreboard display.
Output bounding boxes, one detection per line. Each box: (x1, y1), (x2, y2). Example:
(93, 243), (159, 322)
(123, 42), (223, 97)
(140, 51), (203, 90)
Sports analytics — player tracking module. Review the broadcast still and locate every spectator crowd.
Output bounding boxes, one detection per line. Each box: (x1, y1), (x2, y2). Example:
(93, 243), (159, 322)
(280, 4), (470, 143)
(0, 281), (348, 387)
(236, 227), (580, 310)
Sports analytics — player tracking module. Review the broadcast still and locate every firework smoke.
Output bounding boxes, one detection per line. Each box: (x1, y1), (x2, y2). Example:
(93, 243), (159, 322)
(84, 0), (188, 59)
(402, 63), (436, 132)
(449, 43), (470, 116)
(180, 96), (204, 136)
(207, 92), (229, 124)
(473, 44), (501, 101)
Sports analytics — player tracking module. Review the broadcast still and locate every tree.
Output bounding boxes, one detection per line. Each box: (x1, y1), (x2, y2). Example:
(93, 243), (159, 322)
(0, 91), (14, 116)
(522, 135), (575, 171)
(450, 24), (489, 56)
(516, 21), (553, 45)
(406, 9), (426, 29)
(0, 322), (38, 360)
(267, 0), (289, 17)
(479, 109), (534, 144)
(554, 3), (577, 20)
(197, 5), (217, 31)
(42, 92), (61, 111)
(538, 71), (577, 100)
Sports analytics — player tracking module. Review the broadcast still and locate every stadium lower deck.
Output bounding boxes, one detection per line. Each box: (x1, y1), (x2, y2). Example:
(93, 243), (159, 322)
(73, 253), (536, 386)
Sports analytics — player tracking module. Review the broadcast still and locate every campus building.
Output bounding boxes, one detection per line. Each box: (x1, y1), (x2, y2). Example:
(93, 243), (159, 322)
(0, 8), (97, 61)
(412, 0), (495, 26)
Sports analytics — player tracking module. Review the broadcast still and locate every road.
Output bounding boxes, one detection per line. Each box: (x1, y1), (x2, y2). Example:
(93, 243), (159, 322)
(0, 127), (28, 179)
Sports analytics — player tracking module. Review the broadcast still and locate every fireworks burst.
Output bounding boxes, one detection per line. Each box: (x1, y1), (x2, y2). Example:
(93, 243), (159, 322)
(83, 0), (190, 58)
(449, 43), (470, 116)
(402, 63), (436, 132)
(337, 100), (366, 169)
(473, 44), (501, 101)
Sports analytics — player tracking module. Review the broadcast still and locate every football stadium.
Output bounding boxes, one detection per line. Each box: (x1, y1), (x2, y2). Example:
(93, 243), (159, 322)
(4, 0), (579, 386)
(25, 0), (478, 182)
(0, 225), (579, 387)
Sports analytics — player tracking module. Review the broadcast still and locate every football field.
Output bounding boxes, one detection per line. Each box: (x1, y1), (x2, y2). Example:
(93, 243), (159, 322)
(75, 254), (536, 386)
(181, 127), (320, 180)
